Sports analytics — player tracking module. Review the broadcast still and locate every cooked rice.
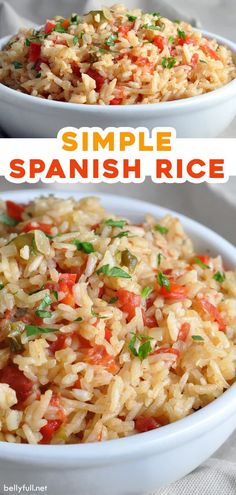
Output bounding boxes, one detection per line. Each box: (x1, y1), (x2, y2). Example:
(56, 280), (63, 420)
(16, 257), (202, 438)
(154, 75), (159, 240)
(0, 4), (235, 105)
(0, 195), (236, 445)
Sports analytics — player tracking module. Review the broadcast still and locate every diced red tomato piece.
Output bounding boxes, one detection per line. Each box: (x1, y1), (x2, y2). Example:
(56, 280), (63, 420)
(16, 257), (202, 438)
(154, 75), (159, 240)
(142, 310), (157, 328)
(61, 19), (70, 29)
(72, 377), (81, 389)
(39, 419), (62, 444)
(117, 289), (142, 322)
(86, 69), (105, 91)
(44, 21), (55, 34)
(71, 62), (81, 78)
(159, 282), (187, 300)
(178, 35), (197, 46)
(91, 223), (100, 231)
(146, 291), (157, 310)
(178, 322), (190, 342)
(118, 25), (130, 37)
(105, 327), (112, 342)
(50, 393), (60, 408)
(59, 273), (77, 287)
(191, 53), (199, 66)
(200, 44), (220, 60)
(200, 298), (225, 331)
(23, 222), (53, 234)
(6, 201), (24, 222)
(135, 416), (160, 433)
(85, 345), (118, 374)
(153, 35), (165, 52)
(0, 365), (33, 404)
(29, 42), (41, 62)
(98, 286), (105, 298)
(152, 347), (180, 358)
(49, 333), (69, 354)
(109, 98), (122, 105)
(58, 273), (77, 307)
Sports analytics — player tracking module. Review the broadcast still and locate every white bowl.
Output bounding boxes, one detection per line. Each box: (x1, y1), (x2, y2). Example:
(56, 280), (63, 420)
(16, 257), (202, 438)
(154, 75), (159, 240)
(0, 189), (236, 495)
(0, 30), (236, 138)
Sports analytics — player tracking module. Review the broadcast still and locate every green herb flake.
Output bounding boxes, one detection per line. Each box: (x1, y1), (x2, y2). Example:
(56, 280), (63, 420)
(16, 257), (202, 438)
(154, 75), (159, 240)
(129, 333), (153, 361)
(73, 35), (79, 45)
(13, 61), (23, 69)
(75, 316), (83, 321)
(192, 335), (204, 341)
(25, 325), (59, 337)
(35, 73), (41, 79)
(52, 290), (59, 300)
(174, 19), (181, 24)
(96, 264), (131, 279)
(99, 48), (109, 53)
(141, 286), (153, 299)
(0, 284), (4, 290)
(105, 219), (126, 228)
(152, 12), (161, 17)
(105, 34), (118, 46)
(0, 212), (18, 226)
(193, 257), (210, 269)
(161, 56), (176, 69)
(109, 296), (118, 304)
(25, 38), (31, 46)
(157, 253), (163, 267)
(35, 310), (52, 319)
(38, 294), (52, 311)
(54, 24), (67, 33)
(80, 31), (85, 39)
(199, 59), (207, 64)
(112, 230), (129, 239)
(168, 36), (175, 44)
(73, 240), (94, 254)
(142, 23), (164, 31)
(154, 224), (168, 234)
(177, 28), (186, 40)
(127, 15), (137, 21)
(213, 271), (225, 283)
(157, 272), (170, 291)
(71, 14), (78, 23)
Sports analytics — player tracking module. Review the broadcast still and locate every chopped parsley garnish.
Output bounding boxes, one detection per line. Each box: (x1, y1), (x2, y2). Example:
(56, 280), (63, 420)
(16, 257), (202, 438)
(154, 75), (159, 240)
(142, 23), (164, 31)
(0, 284), (4, 290)
(161, 56), (176, 69)
(80, 31), (85, 39)
(141, 286), (153, 299)
(52, 290), (59, 300)
(0, 212), (18, 226)
(105, 34), (118, 46)
(35, 73), (41, 78)
(168, 36), (175, 44)
(71, 14), (78, 23)
(38, 294), (52, 311)
(54, 24), (67, 33)
(129, 333), (153, 361)
(177, 28), (186, 40)
(127, 15), (137, 21)
(35, 294), (52, 318)
(154, 224), (168, 234)
(199, 59), (207, 64)
(213, 271), (225, 283)
(25, 39), (31, 46)
(35, 310), (52, 319)
(75, 316), (83, 321)
(73, 240), (94, 254)
(157, 272), (170, 291)
(25, 325), (58, 337)
(112, 231), (129, 239)
(109, 296), (118, 304)
(152, 12), (161, 17)
(157, 253), (163, 267)
(73, 35), (79, 45)
(99, 48), (109, 53)
(192, 335), (204, 341)
(13, 61), (23, 69)
(105, 219), (126, 228)
(193, 257), (210, 269)
(96, 264), (131, 278)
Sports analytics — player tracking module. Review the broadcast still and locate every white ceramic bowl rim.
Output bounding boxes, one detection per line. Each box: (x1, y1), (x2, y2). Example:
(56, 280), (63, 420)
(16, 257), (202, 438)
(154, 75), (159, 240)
(0, 29), (236, 114)
(0, 189), (236, 467)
